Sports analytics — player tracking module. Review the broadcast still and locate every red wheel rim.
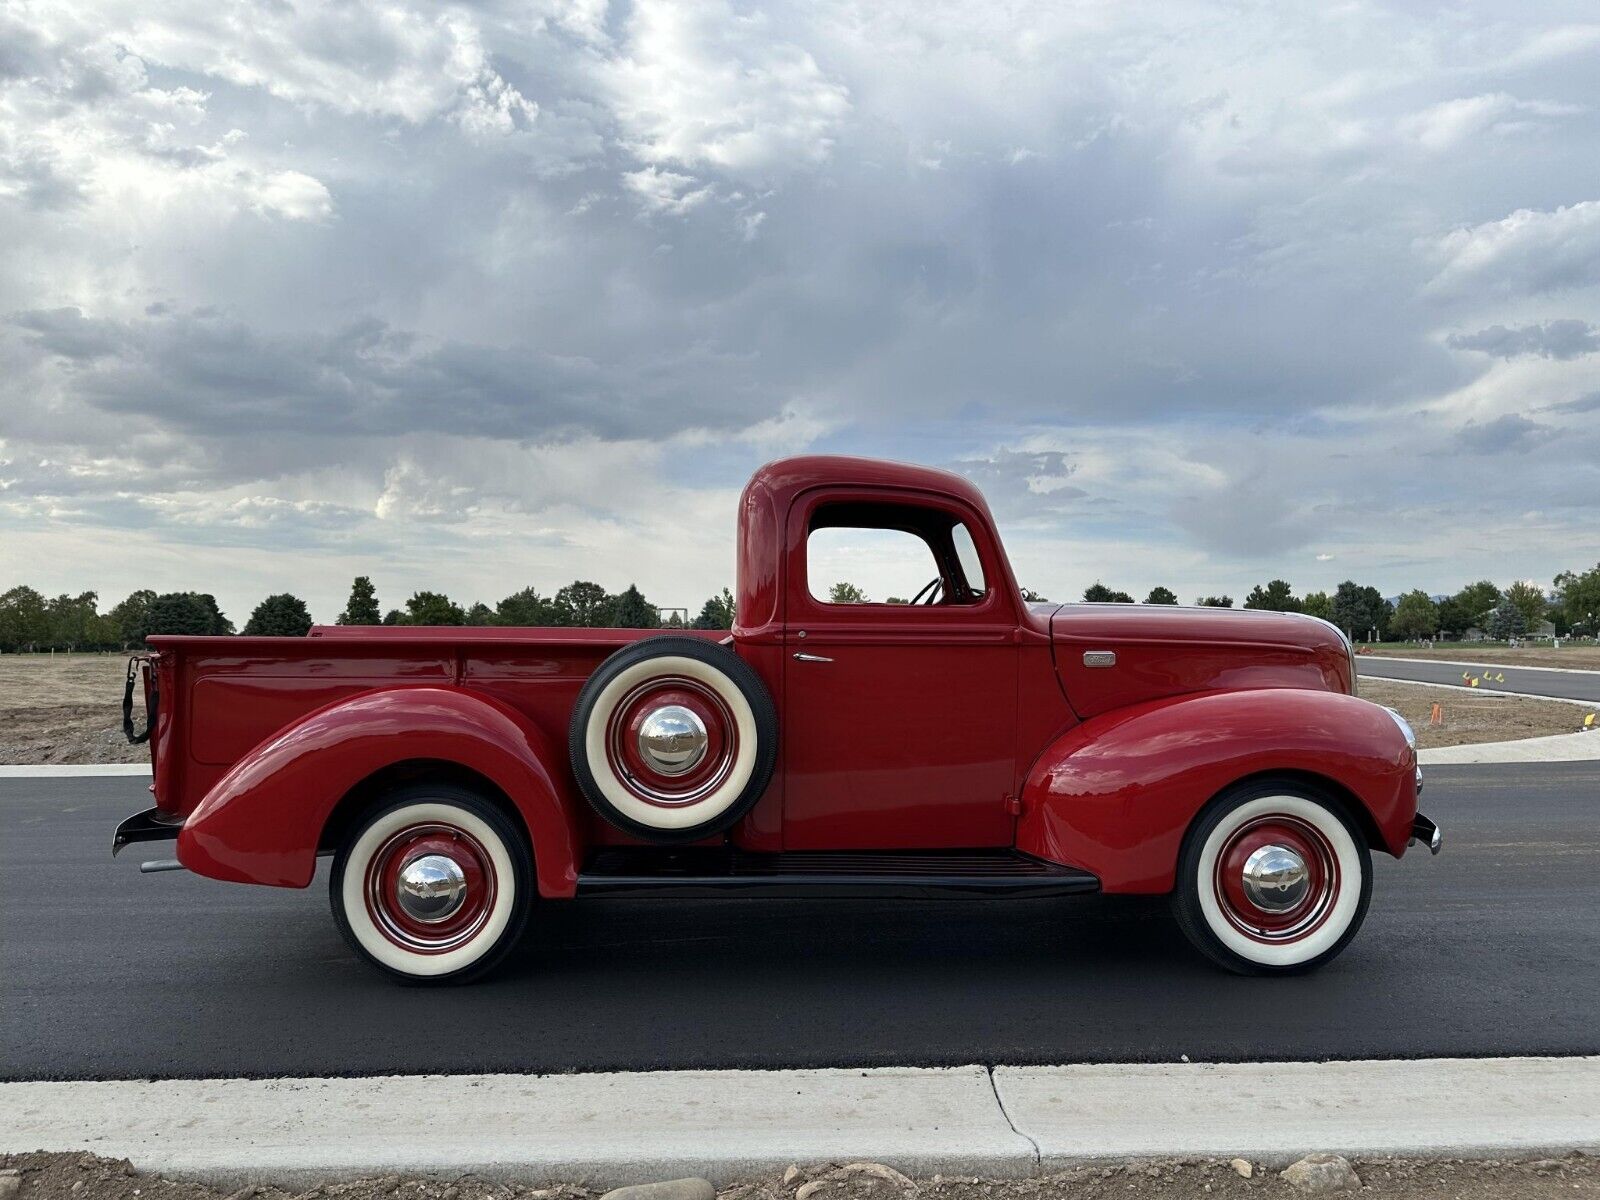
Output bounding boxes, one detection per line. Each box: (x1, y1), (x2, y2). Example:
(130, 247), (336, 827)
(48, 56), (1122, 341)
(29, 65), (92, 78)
(605, 676), (738, 808)
(1212, 814), (1339, 944)
(363, 822), (498, 954)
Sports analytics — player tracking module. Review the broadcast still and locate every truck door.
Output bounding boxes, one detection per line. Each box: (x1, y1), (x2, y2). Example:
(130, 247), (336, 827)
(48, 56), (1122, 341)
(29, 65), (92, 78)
(780, 491), (1019, 849)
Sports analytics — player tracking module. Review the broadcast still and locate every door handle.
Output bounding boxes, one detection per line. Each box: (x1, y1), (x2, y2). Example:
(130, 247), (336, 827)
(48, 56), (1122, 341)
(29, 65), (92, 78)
(793, 652), (834, 663)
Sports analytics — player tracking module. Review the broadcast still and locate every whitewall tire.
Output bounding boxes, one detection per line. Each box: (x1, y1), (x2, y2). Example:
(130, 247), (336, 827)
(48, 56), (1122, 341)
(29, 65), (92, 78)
(568, 637), (778, 843)
(330, 784), (532, 984)
(1172, 780), (1372, 975)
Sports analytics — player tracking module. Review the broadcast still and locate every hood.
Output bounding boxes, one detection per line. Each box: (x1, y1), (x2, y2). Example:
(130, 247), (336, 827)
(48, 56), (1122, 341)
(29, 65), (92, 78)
(1049, 603), (1355, 719)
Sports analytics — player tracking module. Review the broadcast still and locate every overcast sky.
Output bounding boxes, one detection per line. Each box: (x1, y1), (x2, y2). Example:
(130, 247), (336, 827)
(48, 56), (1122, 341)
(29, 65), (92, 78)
(2, 0), (1597, 621)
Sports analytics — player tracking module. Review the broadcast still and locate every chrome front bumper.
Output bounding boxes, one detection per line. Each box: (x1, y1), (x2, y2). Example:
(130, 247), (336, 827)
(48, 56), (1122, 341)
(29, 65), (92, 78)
(1410, 812), (1442, 855)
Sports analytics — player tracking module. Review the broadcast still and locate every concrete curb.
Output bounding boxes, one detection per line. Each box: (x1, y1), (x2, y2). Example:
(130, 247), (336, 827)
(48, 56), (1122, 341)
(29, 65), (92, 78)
(1419, 730), (1600, 764)
(995, 1057), (1600, 1165)
(0, 1067), (1031, 1188)
(0, 763), (150, 778)
(3, 1058), (1596, 1188)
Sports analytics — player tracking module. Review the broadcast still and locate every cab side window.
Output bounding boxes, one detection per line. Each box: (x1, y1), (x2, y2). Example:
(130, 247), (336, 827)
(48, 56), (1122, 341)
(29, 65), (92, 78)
(805, 501), (988, 606)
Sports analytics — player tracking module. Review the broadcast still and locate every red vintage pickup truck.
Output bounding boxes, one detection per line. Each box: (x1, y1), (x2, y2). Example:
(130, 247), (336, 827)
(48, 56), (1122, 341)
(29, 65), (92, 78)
(115, 455), (1437, 983)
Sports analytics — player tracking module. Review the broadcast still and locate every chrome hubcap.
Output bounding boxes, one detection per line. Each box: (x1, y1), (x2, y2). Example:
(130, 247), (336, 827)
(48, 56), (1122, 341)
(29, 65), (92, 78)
(395, 854), (468, 924)
(637, 704), (709, 776)
(1241, 844), (1309, 913)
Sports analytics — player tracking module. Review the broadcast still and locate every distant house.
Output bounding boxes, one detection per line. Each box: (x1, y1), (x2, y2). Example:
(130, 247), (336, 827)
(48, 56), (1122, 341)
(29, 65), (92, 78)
(1532, 619), (1557, 640)
(1461, 626), (1488, 642)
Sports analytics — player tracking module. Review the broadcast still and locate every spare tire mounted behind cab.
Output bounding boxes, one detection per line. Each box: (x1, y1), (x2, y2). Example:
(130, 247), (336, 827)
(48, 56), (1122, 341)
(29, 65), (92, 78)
(567, 636), (779, 843)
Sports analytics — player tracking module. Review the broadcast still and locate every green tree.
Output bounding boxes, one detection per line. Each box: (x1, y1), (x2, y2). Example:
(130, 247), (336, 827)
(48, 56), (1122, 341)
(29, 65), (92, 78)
(1505, 580), (1548, 632)
(691, 588), (735, 629)
(553, 580), (613, 626)
(465, 602), (495, 626)
(610, 584), (660, 628)
(242, 594), (313, 637)
(1554, 564), (1600, 634)
(147, 592), (232, 637)
(382, 609), (404, 626)
(1083, 582), (1134, 603)
(403, 591), (465, 625)
(0, 586), (50, 652)
(1453, 580), (1501, 627)
(1243, 580), (1300, 612)
(1332, 581), (1389, 639)
(1196, 595), (1234, 608)
(46, 591), (101, 649)
(337, 576), (381, 625)
(1435, 596), (1471, 638)
(828, 581), (869, 604)
(197, 594), (233, 635)
(1546, 601), (1571, 637)
(1144, 586), (1178, 605)
(496, 586), (554, 627)
(1485, 596), (1526, 640)
(109, 589), (156, 648)
(1390, 590), (1439, 641)
(1301, 591), (1334, 622)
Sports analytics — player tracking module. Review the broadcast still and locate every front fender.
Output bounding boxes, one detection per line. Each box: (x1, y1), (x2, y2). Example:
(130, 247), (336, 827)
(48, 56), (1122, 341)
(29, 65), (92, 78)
(176, 687), (583, 897)
(1016, 688), (1417, 894)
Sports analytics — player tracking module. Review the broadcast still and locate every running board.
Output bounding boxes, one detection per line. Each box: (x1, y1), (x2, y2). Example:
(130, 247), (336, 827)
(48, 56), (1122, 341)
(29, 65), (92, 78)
(576, 848), (1100, 899)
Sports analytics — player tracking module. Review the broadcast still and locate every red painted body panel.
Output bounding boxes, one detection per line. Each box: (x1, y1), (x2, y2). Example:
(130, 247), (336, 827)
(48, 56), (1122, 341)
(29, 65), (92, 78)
(1015, 687), (1418, 893)
(776, 478), (1029, 848)
(176, 686), (586, 897)
(1052, 604), (1352, 717)
(139, 454), (1419, 903)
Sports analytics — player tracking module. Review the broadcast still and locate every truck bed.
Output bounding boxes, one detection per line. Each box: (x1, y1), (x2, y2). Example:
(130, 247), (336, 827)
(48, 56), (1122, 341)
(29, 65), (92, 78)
(143, 626), (727, 824)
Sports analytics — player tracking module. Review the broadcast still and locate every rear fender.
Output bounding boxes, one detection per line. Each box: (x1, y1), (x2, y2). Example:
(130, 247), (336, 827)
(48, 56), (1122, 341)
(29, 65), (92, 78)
(176, 687), (583, 896)
(1016, 688), (1417, 894)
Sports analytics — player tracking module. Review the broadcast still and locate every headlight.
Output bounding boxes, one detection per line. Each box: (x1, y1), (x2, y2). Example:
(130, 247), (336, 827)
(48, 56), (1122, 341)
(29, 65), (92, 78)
(1381, 705), (1417, 750)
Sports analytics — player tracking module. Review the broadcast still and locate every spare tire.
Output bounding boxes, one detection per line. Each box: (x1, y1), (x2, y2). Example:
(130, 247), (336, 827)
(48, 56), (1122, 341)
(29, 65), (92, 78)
(568, 636), (778, 843)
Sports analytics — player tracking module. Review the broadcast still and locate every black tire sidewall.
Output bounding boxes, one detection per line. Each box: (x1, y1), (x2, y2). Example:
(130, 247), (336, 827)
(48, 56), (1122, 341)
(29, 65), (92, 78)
(568, 636), (778, 844)
(330, 782), (534, 985)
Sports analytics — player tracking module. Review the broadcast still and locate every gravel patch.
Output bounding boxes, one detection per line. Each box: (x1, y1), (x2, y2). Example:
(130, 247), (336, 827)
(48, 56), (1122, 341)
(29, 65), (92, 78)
(4, 1154), (1599, 1200)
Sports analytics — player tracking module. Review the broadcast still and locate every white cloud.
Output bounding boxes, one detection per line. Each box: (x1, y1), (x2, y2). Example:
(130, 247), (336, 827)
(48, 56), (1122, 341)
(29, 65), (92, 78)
(1400, 93), (1579, 153)
(1428, 200), (1600, 297)
(606, 0), (850, 177)
(621, 165), (713, 214)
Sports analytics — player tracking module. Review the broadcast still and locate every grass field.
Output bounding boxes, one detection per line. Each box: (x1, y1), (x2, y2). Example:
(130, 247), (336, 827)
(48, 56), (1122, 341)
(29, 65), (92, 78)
(0, 651), (1591, 764)
(1359, 641), (1600, 669)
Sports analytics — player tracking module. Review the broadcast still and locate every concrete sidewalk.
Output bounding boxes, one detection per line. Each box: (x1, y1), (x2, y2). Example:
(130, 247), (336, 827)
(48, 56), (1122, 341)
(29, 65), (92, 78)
(4, 1058), (1597, 1188)
(1419, 729), (1600, 764)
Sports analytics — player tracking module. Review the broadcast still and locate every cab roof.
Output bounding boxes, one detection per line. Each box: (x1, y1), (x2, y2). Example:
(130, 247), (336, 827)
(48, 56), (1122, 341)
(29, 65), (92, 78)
(745, 454), (990, 513)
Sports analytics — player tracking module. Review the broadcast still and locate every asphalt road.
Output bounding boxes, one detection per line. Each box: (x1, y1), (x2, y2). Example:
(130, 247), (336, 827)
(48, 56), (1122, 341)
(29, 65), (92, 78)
(1358, 655), (1600, 703)
(3, 765), (1597, 1081)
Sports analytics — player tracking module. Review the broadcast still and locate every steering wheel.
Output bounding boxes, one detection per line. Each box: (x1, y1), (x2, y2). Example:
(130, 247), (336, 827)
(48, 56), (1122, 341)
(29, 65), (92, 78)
(909, 576), (943, 606)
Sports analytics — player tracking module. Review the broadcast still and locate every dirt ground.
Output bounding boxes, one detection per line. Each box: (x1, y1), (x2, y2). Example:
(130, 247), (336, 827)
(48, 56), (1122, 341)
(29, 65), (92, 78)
(3, 1152), (1597, 1200)
(0, 654), (1591, 765)
(1358, 678), (1594, 748)
(0, 654), (147, 765)
(1360, 643), (1600, 670)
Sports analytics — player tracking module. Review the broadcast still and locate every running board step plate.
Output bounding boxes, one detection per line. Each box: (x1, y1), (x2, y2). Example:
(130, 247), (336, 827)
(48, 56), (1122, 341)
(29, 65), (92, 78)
(576, 848), (1100, 898)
